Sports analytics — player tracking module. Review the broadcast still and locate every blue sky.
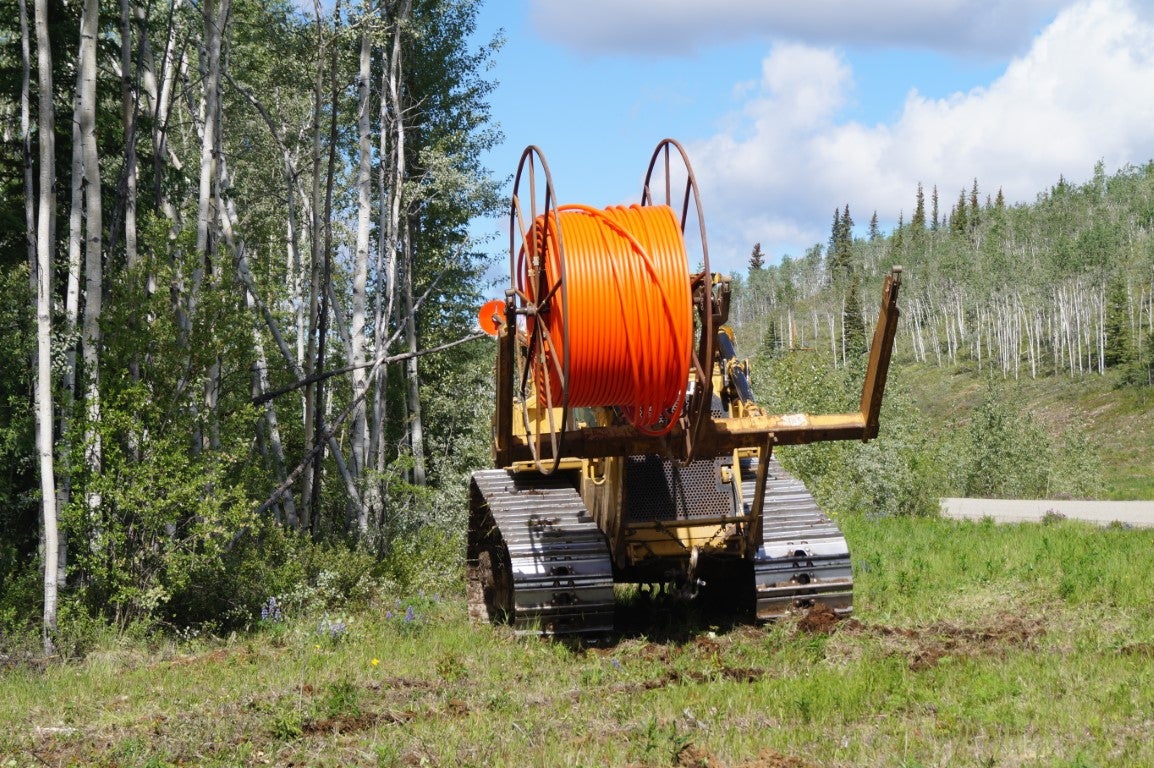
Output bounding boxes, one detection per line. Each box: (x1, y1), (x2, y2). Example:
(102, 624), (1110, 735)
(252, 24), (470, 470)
(468, 0), (1154, 278)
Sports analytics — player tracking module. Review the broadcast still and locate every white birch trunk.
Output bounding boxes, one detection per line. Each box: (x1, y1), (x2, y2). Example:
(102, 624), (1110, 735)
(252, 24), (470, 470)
(194, 0), (225, 287)
(827, 314), (836, 360)
(33, 0), (59, 657)
(371, 35), (393, 500)
(350, 22), (373, 532)
(402, 219), (427, 486)
(77, 0), (104, 542)
(199, 0), (229, 451)
(140, 0), (183, 317)
(379, 2), (409, 492)
(61, 2), (86, 527)
(118, 0), (139, 270)
(927, 294), (942, 366)
(301, 0), (327, 530)
(20, 0), (33, 282)
(1025, 307), (1036, 379)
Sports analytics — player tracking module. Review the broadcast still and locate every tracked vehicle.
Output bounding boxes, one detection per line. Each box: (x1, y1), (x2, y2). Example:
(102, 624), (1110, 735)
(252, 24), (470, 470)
(467, 140), (901, 635)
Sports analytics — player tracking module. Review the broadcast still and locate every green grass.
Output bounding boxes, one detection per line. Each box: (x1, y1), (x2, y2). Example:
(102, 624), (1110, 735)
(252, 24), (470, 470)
(4, 515), (1154, 767)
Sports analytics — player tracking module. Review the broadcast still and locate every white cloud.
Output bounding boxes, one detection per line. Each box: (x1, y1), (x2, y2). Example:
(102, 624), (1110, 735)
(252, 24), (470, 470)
(530, 0), (1072, 58)
(684, 0), (1154, 266)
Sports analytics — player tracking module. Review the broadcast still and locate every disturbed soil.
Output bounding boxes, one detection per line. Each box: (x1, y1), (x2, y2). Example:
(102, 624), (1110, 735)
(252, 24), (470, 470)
(837, 610), (1046, 671)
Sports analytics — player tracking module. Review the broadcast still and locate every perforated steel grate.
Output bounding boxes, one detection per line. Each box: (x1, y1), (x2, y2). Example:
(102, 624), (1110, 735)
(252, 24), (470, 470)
(623, 455), (737, 522)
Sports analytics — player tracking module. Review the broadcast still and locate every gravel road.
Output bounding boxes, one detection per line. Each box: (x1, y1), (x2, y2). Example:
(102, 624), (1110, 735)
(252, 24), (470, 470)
(940, 498), (1154, 528)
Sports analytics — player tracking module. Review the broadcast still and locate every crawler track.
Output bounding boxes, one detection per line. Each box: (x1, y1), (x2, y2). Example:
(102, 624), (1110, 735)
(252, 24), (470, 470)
(744, 457), (854, 619)
(467, 469), (615, 635)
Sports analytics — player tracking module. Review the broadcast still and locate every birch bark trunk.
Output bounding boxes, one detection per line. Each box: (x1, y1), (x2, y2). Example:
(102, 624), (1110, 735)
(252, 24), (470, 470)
(76, 0), (104, 545)
(108, 0), (139, 270)
(401, 218), (426, 485)
(33, 0), (59, 656)
(374, 1), (409, 502)
(301, 0), (327, 532)
(350, 21), (373, 532)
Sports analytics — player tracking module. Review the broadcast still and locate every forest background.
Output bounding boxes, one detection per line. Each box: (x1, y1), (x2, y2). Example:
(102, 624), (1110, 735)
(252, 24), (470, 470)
(2, 0), (1153, 658)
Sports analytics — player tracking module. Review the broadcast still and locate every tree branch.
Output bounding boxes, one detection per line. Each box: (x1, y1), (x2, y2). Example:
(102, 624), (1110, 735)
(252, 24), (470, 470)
(255, 329), (487, 515)
(252, 330), (486, 406)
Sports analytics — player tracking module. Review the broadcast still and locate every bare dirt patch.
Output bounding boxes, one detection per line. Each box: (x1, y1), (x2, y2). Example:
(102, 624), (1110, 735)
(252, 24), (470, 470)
(671, 745), (817, 768)
(731, 749), (817, 768)
(1120, 642), (1154, 657)
(301, 711), (392, 735)
(676, 742), (717, 767)
(658, 743), (816, 768)
(796, 603), (840, 635)
(839, 612), (1046, 670)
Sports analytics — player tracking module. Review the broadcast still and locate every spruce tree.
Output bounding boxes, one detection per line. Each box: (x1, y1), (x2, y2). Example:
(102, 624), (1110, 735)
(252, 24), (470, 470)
(912, 182), (926, 231)
(760, 320), (782, 359)
(1104, 272), (1133, 369)
(969, 178), (981, 231)
(843, 275), (867, 360)
(828, 208), (841, 261)
(828, 205), (854, 281)
(951, 189), (968, 235)
(749, 242), (765, 271)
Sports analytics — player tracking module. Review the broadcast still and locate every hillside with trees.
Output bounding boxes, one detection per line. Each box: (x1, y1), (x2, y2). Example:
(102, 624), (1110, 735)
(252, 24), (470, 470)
(739, 164), (1154, 383)
(733, 162), (1154, 517)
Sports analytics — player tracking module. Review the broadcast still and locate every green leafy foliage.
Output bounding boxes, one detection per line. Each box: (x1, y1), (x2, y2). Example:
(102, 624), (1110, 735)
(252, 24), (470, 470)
(957, 379), (1052, 498)
(0, 264), (36, 642)
(755, 350), (1104, 516)
(755, 352), (948, 517)
(0, 0), (508, 645)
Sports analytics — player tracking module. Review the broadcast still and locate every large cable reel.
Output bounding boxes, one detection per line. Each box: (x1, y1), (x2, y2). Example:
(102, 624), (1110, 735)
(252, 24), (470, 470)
(507, 139), (716, 473)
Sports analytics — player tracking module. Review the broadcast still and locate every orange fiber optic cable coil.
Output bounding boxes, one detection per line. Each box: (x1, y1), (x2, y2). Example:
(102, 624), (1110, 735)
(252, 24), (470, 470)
(519, 203), (693, 435)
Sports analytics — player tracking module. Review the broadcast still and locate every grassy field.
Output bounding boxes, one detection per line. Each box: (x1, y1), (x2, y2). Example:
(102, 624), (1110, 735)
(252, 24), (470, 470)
(4, 513), (1153, 768)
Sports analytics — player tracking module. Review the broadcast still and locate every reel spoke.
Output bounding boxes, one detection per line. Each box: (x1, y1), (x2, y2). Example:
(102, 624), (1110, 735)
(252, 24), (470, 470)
(510, 146), (570, 473)
(642, 139), (714, 462)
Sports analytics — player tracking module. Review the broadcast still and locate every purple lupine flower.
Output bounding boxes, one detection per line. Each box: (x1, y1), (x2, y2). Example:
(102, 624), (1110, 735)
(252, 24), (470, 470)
(317, 618), (347, 639)
(261, 597), (283, 622)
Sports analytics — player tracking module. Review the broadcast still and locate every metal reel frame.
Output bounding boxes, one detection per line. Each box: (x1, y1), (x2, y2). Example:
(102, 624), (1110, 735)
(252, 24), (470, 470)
(641, 138), (715, 462)
(509, 146), (570, 474)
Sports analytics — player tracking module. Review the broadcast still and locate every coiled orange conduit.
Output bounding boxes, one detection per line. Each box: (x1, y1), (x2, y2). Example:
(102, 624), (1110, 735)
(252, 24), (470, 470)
(519, 203), (693, 435)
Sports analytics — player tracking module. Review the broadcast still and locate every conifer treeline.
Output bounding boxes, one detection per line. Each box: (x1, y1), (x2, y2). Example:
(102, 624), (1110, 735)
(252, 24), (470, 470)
(740, 161), (1154, 384)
